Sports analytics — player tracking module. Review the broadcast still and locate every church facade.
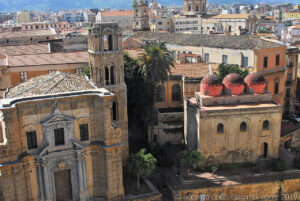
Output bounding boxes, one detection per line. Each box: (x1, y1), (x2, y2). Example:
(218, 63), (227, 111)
(0, 23), (128, 201)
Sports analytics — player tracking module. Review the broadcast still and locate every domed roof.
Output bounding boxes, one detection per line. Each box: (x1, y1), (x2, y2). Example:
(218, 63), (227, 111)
(223, 73), (244, 84)
(201, 74), (222, 85)
(244, 73), (266, 84)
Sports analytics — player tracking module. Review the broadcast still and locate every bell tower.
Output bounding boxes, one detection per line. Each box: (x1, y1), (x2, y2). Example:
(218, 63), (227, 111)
(184, 0), (206, 16)
(133, 0), (150, 31)
(88, 23), (128, 160)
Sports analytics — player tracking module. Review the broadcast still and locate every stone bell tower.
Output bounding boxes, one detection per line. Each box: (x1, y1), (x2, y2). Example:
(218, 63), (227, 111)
(133, 0), (150, 31)
(184, 0), (206, 16)
(88, 23), (128, 160)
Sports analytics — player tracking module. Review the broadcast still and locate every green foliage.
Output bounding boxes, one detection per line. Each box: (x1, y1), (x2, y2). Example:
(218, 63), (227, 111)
(217, 63), (249, 80)
(127, 148), (157, 190)
(138, 42), (175, 85)
(273, 159), (287, 172)
(124, 53), (153, 126)
(83, 65), (91, 79)
(177, 150), (204, 169)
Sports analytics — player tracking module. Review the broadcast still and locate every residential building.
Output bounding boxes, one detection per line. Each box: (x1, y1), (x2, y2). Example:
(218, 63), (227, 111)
(286, 25), (300, 44)
(132, 0), (150, 31)
(0, 29), (57, 46)
(21, 22), (69, 33)
(0, 51), (89, 91)
(173, 15), (202, 34)
(150, 16), (173, 32)
(282, 12), (300, 20)
(185, 73), (282, 165)
(96, 10), (134, 31)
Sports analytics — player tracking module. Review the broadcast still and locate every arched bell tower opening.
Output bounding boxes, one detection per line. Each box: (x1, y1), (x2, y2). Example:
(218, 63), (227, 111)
(88, 23), (128, 160)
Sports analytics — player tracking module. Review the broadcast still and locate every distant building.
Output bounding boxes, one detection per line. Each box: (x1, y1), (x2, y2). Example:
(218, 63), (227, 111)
(184, 0), (206, 16)
(282, 12), (300, 20)
(16, 10), (31, 23)
(286, 25), (300, 44)
(96, 10), (134, 31)
(132, 0), (150, 31)
(150, 16), (173, 32)
(173, 15), (202, 34)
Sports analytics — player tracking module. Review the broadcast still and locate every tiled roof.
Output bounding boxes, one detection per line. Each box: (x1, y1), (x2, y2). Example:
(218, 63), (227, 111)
(132, 32), (284, 50)
(0, 44), (49, 56)
(101, 10), (134, 17)
(281, 122), (300, 137)
(5, 71), (97, 98)
(211, 14), (249, 19)
(0, 51), (88, 67)
(0, 29), (56, 39)
(172, 63), (210, 78)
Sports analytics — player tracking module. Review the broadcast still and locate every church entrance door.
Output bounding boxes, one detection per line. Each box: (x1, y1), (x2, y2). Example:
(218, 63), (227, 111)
(55, 169), (72, 201)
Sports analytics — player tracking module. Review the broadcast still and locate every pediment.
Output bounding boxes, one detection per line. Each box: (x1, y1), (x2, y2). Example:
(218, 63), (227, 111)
(40, 113), (75, 125)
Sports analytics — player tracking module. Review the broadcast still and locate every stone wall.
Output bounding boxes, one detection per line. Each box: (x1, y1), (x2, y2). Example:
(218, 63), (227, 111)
(170, 177), (300, 201)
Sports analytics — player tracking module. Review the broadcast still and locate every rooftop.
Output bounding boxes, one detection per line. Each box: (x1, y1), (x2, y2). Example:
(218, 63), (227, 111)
(0, 51), (88, 67)
(0, 44), (49, 56)
(0, 29), (56, 39)
(132, 32), (283, 50)
(171, 63), (211, 78)
(211, 14), (249, 19)
(5, 71), (97, 99)
(281, 122), (300, 137)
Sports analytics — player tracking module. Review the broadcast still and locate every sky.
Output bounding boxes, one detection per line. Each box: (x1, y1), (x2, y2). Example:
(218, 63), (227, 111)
(0, 0), (298, 12)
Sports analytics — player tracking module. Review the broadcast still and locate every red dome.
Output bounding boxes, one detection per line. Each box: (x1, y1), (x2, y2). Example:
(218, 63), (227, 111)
(244, 73), (266, 94)
(200, 74), (223, 97)
(223, 73), (245, 95)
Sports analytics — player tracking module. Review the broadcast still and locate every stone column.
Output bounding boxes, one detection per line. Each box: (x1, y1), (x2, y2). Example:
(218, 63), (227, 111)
(42, 161), (51, 201)
(77, 152), (84, 193)
(82, 158), (87, 190)
(37, 162), (45, 201)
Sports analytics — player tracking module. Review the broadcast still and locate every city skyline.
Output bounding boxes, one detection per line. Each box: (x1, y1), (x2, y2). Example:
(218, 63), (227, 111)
(0, 0), (297, 12)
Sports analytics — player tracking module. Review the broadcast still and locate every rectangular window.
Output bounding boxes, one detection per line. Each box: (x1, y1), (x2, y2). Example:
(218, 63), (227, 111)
(20, 72), (28, 82)
(287, 73), (292, 84)
(242, 56), (248, 67)
(54, 128), (65, 146)
(222, 55), (228, 64)
(80, 124), (89, 141)
(76, 68), (83, 75)
(286, 88), (290, 98)
(26, 131), (37, 150)
(204, 53), (209, 62)
(276, 55), (280, 66)
(263, 56), (268, 68)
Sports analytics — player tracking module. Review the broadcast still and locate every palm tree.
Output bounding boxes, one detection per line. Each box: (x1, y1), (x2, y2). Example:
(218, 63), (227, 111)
(138, 43), (175, 85)
(177, 150), (204, 179)
(128, 148), (157, 190)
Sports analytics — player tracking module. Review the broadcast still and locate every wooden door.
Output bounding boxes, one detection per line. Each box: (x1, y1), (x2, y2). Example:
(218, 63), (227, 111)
(54, 169), (72, 201)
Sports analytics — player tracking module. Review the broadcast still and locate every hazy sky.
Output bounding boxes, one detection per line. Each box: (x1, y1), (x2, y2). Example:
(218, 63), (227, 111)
(0, 0), (296, 12)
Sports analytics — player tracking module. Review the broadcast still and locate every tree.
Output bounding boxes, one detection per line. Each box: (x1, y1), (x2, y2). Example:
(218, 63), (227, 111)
(218, 63), (249, 80)
(124, 53), (153, 147)
(177, 150), (204, 178)
(127, 148), (157, 190)
(211, 166), (218, 178)
(83, 65), (91, 79)
(138, 42), (175, 85)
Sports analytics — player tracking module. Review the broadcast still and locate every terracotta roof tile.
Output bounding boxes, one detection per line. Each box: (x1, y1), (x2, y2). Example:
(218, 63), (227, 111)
(171, 63), (210, 78)
(5, 71), (96, 98)
(0, 44), (49, 56)
(0, 29), (56, 39)
(1, 51), (88, 67)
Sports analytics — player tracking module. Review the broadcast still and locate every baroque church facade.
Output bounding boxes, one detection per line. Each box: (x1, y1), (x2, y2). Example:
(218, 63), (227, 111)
(0, 23), (128, 201)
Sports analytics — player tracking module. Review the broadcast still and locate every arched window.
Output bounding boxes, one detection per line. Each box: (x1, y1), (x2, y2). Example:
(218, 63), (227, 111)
(274, 78), (279, 94)
(263, 120), (269, 130)
(105, 67), (109, 85)
(110, 66), (115, 85)
(172, 85), (181, 101)
(112, 101), (118, 121)
(240, 122), (247, 132)
(217, 123), (224, 134)
(108, 34), (113, 51)
(156, 85), (165, 102)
